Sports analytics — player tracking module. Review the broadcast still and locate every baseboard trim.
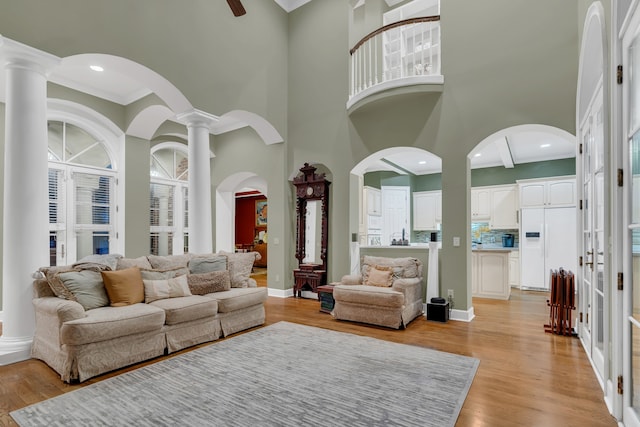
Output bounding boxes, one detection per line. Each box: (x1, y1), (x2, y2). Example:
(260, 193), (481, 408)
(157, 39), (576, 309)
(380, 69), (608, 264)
(0, 336), (32, 365)
(267, 288), (318, 300)
(423, 303), (475, 322)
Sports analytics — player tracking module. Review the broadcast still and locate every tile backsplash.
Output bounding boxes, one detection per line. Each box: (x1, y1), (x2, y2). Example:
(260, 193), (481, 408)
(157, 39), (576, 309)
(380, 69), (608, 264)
(472, 222), (519, 246)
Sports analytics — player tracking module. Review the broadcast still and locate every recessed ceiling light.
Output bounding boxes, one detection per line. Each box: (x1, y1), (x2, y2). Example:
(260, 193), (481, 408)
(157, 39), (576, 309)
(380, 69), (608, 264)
(418, 161), (427, 165)
(540, 143), (551, 148)
(474, 153), (482, 157)
(90, 65), (104, 72)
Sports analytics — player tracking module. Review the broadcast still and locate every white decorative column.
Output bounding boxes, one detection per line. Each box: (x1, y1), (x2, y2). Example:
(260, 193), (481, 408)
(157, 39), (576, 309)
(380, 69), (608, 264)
(177, 110), (217, 254)
(0, 38), (59, 364)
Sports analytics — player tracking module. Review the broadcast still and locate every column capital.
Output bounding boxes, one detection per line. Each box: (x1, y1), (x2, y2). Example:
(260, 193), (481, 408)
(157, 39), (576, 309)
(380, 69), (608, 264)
(0, 36), (60, 77)
(176, 108), (220, 131)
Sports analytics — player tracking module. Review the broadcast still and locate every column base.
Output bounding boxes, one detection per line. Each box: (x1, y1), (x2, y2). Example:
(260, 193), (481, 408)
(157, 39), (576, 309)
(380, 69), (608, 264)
(0, 336), (32, 365)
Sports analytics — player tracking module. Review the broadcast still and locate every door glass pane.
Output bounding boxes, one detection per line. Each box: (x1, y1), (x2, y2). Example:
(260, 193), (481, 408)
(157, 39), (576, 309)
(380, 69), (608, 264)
(150, 232), (174, 256)
(76, 230), (110, 259)
(596, 291), (604, 352)
(150, 183), (174, 227)
(632, 324), (640, 410)
(631, 34), (640, 133)
(48, 121), (64, 161)
(633, 237), (640, 322)
(633, 133), (640, 224)
(65, 123), (98, 163)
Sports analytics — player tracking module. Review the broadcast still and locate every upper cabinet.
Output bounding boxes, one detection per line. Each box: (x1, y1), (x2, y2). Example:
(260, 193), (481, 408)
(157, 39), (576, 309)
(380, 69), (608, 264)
(519, 177), (576, 208)
(471, 188), (491, 220)
(471, 184), (518, 229)
(413, 190), (441, 230)
(490, 185), (518, 229)
(364, 186), (382, 216)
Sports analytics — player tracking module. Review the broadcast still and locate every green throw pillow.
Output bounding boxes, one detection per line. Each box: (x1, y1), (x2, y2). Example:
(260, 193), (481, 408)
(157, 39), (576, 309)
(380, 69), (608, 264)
(56, 270), (109, 310)
(188, 255), (227, 274)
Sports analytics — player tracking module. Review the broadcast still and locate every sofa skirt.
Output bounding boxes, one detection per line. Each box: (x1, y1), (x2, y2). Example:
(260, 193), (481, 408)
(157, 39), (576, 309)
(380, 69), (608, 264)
(164, 316), (222, 354)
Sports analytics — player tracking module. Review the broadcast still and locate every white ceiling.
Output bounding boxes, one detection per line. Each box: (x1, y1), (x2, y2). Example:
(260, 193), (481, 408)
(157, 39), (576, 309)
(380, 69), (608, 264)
(362, 127), (575, 176)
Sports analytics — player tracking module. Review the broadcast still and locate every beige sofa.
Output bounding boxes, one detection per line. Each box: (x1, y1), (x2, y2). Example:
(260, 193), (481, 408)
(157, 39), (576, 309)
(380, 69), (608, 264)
(332, 255), (423, 329)
(31, 252), (267, 383)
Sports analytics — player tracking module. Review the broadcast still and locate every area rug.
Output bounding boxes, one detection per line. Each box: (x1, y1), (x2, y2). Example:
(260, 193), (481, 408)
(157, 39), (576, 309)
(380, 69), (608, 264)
(11, 321), (479, 426)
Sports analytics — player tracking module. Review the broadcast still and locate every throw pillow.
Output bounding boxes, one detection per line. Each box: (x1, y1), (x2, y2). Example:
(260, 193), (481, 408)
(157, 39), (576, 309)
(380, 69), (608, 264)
(364, 266), (393, 287)
(142, 274), (192, 303)
(219, 251), (257, 288)
(188, 255), (227, 274)
(116, 256), (152, 270)
(147, 254), (191, 270)
(140, 266), (189, 281)
(187, 270), (231, 295)
(101, 267), (145, 307)
(73, 253), (123, 271)
(56, 270), (109, 310)
(40, 265), (79, 301)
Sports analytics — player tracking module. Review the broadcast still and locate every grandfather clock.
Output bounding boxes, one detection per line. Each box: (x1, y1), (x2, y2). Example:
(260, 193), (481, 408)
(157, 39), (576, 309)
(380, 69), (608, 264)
(292, 163), (331, 298)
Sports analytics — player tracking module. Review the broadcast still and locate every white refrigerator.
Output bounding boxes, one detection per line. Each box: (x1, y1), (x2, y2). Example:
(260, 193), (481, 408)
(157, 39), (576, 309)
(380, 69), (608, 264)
(520, 207), (576, 289)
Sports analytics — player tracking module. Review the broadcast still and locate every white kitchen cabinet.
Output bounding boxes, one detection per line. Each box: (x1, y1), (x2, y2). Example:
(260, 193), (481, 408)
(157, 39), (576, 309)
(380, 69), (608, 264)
(472, 250), (510, 300)
(413, 191), (441, 230)
(490, 185), (518, 229)
(519, 177), (576, 208)
(364, 186), (382, 216)
(471, 188), (491, 220)
(509, 250), (520, 288)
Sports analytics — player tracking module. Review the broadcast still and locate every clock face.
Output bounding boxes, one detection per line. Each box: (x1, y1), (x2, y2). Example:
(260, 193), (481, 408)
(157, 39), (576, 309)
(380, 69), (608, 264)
(306, 186), (314, 196)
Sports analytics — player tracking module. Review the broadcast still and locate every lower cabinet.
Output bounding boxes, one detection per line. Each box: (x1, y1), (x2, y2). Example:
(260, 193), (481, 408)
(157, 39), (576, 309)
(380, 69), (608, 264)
(472, 251), (510, 300)
(508, 251), (520, 288)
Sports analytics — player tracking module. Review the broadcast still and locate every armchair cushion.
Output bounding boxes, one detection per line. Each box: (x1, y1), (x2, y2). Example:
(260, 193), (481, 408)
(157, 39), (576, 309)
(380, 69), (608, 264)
(340, 274), (362, 285)
(364, 266), (393, 287)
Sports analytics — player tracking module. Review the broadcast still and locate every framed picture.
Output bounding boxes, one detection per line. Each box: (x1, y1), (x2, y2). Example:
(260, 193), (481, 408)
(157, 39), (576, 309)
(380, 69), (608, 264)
(255, 199), (268, 227)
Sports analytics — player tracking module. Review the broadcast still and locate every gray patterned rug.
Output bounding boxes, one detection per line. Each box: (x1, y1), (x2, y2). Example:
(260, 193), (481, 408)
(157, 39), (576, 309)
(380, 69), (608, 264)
(12, 321), (479, 426)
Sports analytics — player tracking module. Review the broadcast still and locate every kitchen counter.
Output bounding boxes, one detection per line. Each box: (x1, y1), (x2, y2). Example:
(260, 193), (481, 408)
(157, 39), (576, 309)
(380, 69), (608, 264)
(472, 244), (518, 252)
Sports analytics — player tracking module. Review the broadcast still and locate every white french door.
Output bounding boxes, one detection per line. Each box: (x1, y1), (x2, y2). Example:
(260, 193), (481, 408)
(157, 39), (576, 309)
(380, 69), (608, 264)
(579, 83), (606, 381)
(48, 165), (116, 266)
(623, 7), (640, 424)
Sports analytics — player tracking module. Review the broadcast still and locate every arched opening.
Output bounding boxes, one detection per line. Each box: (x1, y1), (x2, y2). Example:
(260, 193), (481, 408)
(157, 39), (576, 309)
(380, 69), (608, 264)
(216, 173), (269, 267)
(47, 100), (124, 265)
(350, 147), (442, 273)
(467, 124), (575, 301)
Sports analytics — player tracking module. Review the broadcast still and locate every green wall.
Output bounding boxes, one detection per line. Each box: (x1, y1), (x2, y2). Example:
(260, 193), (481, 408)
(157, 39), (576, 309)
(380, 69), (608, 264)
(0, 0), (582, 310)
(365, 158), (576, 189)
(124, 136), (151, 257)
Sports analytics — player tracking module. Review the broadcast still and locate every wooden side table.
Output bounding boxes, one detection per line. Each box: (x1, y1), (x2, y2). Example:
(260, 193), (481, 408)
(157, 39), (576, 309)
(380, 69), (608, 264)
(317, 284), (336, 313)
(293, 265), (326, 297)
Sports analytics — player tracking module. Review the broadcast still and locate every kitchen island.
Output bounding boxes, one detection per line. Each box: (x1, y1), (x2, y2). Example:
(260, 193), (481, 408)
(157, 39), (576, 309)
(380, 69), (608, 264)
(472, 246), (517, 300)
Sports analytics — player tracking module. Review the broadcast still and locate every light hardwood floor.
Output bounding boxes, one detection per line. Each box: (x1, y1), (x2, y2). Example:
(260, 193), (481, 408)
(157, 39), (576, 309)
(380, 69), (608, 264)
(0, 280), (617, 427)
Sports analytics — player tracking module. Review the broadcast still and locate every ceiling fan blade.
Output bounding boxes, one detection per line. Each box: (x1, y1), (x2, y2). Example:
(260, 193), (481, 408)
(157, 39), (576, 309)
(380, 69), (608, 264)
(227, 0), (246, 17)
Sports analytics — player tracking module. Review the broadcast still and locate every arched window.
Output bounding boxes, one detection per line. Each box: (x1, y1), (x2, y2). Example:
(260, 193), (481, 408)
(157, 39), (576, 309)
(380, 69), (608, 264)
(48, 120), (117, 265)
(150, 143), (189, 255)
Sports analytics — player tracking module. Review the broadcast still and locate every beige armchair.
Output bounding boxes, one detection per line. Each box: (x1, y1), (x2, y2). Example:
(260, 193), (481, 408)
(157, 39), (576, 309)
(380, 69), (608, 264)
(332, 255), (424, 329)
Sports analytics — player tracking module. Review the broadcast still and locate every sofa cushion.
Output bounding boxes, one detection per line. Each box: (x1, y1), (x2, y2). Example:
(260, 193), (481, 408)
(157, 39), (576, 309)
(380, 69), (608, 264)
(362, 256), (420, 281)
(74, 253), (123, 271)
(101, 267), (145, 307)
(143, 275), (192, 303)
(188, 270), (231, 295)
(40, 265), (81, 301)
(364, 266), (393, 287)
(147, 254), (191, 270)
(140, 267), (189, 281)
(219, 251), (257, 288)
(188, 255), (227, 274)
(56, 270), (110, 310)
(208, 287), (268, 313)
(149, 295), (218, 325)
(60, 303), (165, 346)
(116, 256), (152, 270)
(333, 285), (404, 308)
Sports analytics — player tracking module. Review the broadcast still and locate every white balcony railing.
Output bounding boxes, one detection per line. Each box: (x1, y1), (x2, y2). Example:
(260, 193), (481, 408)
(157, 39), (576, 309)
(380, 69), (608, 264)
(349, 16), (442, 107)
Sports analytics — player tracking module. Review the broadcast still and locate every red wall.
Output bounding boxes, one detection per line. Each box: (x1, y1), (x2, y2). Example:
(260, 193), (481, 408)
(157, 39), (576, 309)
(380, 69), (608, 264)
(235, 195), (265, 245)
